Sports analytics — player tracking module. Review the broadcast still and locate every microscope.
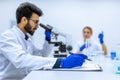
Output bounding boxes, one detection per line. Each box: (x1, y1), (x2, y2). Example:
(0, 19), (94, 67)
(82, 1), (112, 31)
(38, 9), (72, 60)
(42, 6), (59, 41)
(39, 23), (72, 58)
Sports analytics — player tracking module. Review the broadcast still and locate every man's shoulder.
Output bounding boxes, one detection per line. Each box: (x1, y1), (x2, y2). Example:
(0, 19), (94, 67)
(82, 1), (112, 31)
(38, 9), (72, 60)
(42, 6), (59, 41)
(0, 27), (15, 38)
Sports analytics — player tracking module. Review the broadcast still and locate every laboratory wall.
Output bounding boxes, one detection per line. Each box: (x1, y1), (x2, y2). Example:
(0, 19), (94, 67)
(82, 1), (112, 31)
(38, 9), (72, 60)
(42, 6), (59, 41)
(0, 0), (120, 54)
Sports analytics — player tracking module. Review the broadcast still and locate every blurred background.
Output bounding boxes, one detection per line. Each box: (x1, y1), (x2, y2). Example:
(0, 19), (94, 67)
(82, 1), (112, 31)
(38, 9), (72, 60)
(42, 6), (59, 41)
(1, 0), (120, 54)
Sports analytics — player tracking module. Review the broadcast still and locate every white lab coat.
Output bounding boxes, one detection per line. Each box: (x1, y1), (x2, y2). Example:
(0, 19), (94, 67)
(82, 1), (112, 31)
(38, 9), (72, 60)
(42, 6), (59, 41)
(0, 26), (57, 80)
(73, 38), (103, 56)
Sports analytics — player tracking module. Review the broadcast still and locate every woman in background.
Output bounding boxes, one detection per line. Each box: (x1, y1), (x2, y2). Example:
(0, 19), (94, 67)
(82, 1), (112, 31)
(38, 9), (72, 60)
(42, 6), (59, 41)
(74, 26), (107, 56)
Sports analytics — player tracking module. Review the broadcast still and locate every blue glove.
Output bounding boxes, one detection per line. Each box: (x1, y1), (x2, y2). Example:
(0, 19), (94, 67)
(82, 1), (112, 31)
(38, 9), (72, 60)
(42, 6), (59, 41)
(78, 53), (88, 59)
(79, 44), (86, 51)
(61, 54), (85, 68)
(68, 53), (88, 59)
(45, 30), (51, 42)
(98, 32), (104, 44)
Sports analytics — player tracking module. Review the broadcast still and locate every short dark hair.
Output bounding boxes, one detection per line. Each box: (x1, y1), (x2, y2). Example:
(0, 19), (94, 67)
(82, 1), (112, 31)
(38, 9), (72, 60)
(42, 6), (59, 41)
(83, 26), (93, 34)
(16, 2), (43, 24)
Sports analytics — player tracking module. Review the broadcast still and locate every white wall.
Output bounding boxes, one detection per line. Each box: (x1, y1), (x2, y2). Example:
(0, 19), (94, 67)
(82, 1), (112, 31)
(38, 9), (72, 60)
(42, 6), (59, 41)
(0, 0), (120, 54)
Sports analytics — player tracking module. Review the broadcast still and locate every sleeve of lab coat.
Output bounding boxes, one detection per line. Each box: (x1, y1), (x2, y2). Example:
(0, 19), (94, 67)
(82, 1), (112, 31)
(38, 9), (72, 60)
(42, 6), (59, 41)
(72, 41), (82, 53)
(32, 41), (54, 57)
(0, 33), (57, 70)
(93, 41), (102, 51)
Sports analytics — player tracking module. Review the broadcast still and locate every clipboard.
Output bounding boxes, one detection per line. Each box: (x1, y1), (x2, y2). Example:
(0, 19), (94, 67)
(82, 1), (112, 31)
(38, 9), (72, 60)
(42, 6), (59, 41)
(46, 62), (102, 72)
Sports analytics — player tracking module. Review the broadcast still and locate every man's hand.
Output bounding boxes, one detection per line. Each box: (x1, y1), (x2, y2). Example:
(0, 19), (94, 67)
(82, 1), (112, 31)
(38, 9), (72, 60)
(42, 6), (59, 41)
(77, 53), (88, 59)
(45, 30), (51, 42)
(61, 54), (86, 68)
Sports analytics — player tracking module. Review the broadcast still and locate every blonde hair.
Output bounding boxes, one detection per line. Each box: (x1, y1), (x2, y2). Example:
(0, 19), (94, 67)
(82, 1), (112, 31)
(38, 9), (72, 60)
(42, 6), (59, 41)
(82, 26), (93, 34)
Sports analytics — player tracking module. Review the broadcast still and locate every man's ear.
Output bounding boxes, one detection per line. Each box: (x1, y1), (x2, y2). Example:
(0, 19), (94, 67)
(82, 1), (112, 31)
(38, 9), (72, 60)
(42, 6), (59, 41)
(21, 17), (28, 25)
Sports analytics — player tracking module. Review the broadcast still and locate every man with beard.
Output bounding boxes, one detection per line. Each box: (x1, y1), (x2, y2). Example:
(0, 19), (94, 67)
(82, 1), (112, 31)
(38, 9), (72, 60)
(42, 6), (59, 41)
(0, 2), (87, 80)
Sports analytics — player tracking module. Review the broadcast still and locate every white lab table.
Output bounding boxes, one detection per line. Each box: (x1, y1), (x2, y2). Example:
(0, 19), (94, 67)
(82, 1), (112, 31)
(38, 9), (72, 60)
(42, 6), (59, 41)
(23, 55), (120, 80)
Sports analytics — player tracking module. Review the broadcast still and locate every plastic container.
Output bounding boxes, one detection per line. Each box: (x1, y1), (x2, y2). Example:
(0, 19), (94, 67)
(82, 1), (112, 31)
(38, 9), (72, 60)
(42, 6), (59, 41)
(113, 57), (120, 74)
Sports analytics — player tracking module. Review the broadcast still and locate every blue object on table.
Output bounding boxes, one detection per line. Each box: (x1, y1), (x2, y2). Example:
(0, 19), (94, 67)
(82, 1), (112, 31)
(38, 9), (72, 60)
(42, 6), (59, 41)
(116, 66), (120, 74)
(61, 54), (85, 68)
(110, 52), (116, 60)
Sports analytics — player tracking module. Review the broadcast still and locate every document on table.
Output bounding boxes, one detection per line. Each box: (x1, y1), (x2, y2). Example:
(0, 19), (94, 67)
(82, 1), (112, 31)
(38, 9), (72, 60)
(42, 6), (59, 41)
(47, 62), (102, 71)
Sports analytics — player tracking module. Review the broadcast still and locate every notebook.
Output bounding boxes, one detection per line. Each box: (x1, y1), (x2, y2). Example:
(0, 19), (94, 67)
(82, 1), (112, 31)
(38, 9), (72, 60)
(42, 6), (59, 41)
(47, 62), (102, 72)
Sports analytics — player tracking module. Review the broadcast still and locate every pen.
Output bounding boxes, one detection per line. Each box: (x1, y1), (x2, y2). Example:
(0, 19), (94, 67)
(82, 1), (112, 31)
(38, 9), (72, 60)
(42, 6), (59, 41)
(86, 58), (92, 61)
(69, 52), (92, 61)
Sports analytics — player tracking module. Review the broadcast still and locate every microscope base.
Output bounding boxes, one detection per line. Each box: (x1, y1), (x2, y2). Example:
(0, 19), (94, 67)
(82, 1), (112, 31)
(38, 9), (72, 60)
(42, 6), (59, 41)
(54, 54), (67, 58)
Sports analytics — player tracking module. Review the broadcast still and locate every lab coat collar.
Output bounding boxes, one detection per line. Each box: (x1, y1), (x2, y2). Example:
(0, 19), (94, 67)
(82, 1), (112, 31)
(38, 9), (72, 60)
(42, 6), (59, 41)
(13, 25), (27, 40)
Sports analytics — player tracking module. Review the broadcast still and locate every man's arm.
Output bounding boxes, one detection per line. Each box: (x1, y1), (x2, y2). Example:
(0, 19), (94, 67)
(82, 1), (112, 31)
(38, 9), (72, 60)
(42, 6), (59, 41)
(0, 32), (56, 70)
(33, 30), (53, 57)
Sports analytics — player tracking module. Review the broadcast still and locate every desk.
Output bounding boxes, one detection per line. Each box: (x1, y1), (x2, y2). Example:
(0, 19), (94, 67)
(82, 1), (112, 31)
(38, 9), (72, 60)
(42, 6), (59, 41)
(23, 55), (120, 80)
